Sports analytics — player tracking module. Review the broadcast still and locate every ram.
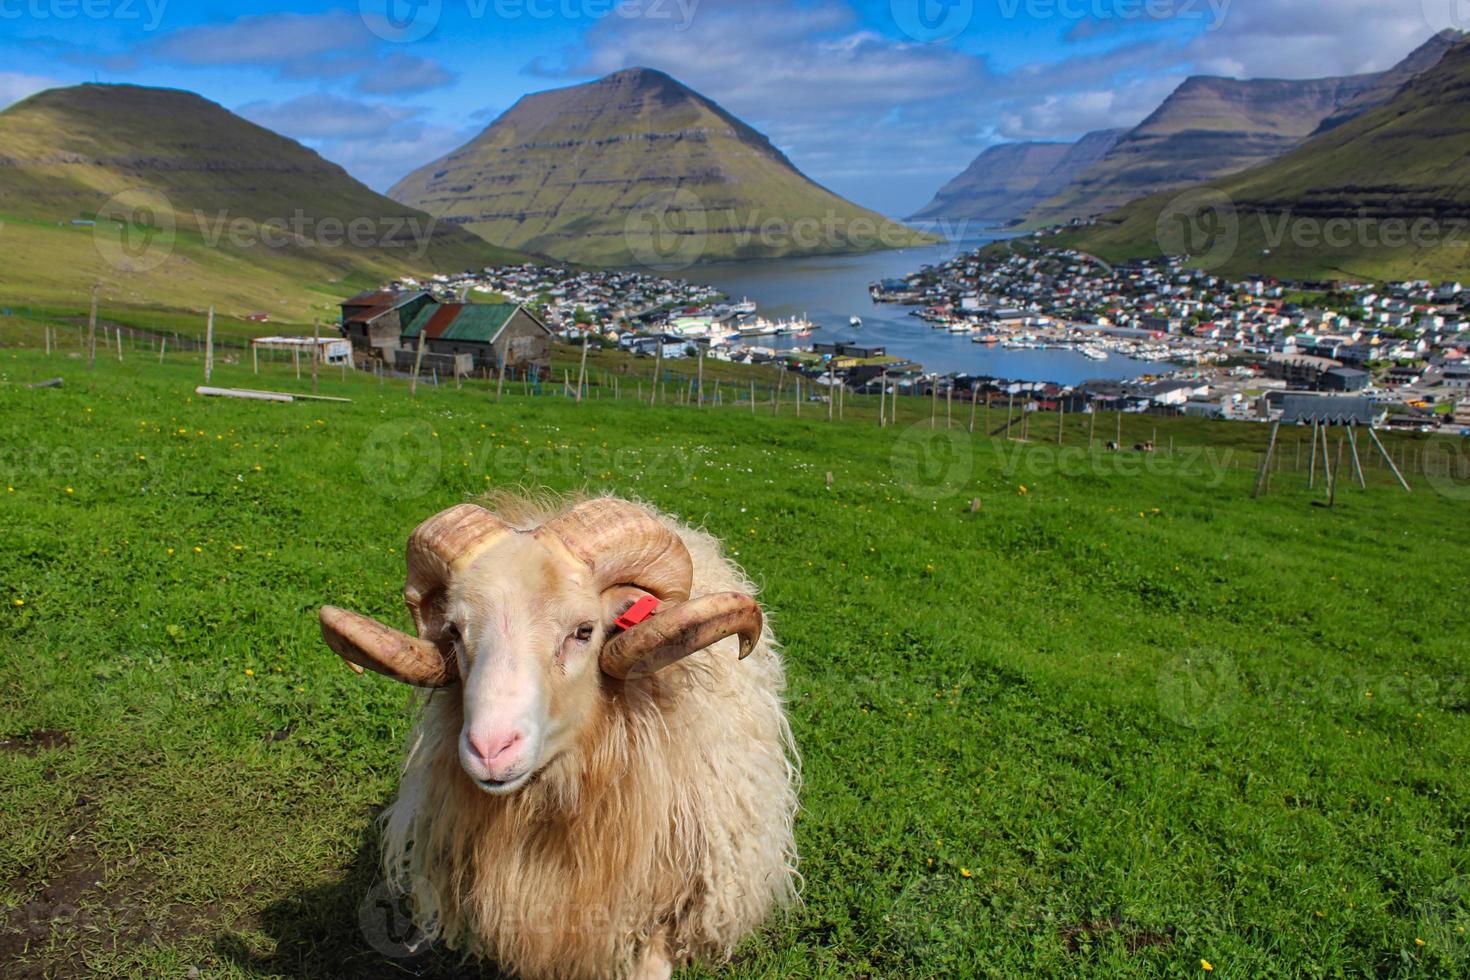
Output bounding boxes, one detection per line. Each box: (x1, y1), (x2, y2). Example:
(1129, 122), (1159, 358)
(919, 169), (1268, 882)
(319, 495), (799, 980)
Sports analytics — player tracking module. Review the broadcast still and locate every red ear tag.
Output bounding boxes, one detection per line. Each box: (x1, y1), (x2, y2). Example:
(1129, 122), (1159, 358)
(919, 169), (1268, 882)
(613, 595), (661, 631)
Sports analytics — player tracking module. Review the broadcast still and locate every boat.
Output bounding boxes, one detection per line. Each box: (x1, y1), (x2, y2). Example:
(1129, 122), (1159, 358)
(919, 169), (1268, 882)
(850, 316), (862, 329)
(731, 297), (757, 315)
(1080, 346), (1108, 361)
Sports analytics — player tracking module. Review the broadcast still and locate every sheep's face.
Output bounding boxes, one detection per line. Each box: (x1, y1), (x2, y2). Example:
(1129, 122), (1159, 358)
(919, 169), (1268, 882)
(440, 537), (625, 795)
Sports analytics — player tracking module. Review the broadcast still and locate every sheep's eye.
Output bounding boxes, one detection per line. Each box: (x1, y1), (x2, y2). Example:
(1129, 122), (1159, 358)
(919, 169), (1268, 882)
(573, 623), (595, 643)
(442, 622), (462, 647)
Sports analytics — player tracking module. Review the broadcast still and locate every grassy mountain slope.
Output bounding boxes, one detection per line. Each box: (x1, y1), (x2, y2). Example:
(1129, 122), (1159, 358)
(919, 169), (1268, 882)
(1025, 31), (1461, 228)
(390, 67), (934, 266)
(0, 84), (527, 330)
(909, 130), (1124, 225)
(1055, 37), (1470, 280)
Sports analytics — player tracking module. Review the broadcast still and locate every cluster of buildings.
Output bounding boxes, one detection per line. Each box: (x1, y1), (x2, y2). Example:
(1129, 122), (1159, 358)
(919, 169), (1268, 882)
(340, 266), (913, 383)
(883, 248), (1470, 431)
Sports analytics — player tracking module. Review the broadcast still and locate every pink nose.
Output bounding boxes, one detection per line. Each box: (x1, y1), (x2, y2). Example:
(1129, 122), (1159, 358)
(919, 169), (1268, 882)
(466, 730), (524, 771)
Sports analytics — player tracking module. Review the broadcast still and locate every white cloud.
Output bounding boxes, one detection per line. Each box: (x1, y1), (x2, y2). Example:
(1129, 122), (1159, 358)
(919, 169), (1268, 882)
(0, 72), (64, 109)
(235, 92), (472, 193)
(237, 93), (422, 141)
(1182, 0), (1451, 78)
(355, 53), (457, 95)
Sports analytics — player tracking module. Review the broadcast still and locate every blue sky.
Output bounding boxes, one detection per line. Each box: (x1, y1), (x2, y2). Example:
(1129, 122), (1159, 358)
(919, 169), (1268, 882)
(0, 0), (1458, 216)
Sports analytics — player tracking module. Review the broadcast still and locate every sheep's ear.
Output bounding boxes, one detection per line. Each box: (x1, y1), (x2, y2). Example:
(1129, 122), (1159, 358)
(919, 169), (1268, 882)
(599, 593), (762, 680)
(319, 606), (458, 688)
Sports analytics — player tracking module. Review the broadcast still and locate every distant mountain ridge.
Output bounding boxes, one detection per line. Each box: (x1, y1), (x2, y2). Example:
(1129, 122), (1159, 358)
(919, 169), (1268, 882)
(0, 83), (525, 322)
(390, 67), (933, 267)
(1023, 30), (1464, 227)
(908, 129), (1123, 224)
(1056, 35), (1470, 281)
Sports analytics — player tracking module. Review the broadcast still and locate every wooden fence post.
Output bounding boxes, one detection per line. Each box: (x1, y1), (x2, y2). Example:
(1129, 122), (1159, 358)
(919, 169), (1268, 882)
(576, 334), (590, 402)
(410, 331), (426, 396)
(311, 319), (320, 394)
(87, 285), (98, 369)
(695, 346), (705, 407)
(204, 306), (215, 383)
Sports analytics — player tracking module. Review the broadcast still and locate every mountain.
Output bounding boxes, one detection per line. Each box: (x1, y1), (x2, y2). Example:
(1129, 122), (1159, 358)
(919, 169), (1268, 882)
(910, 129), (1123, 225)
(0, 84), (526, 326)
(389, 67), (933, 267)
(1055, 36), (1470, 280)
(1024, 31), (1463, 228)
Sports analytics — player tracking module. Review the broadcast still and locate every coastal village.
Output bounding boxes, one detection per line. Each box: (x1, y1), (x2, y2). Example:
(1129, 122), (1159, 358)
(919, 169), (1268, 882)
(346, 246), (1470, 435)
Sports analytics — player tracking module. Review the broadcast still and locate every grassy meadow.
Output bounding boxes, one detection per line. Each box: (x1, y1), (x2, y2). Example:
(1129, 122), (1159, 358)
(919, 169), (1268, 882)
(2, 340), (1469, 978)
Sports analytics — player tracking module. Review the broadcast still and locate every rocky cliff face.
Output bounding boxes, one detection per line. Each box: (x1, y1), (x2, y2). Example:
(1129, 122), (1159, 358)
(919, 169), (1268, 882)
(908, 129), (1124, 225)
(1024, 31), (1463, 227)
(389, 67), (931, 266)
(908, 142), (1071, 223)
(1058, 36), (1470, 280)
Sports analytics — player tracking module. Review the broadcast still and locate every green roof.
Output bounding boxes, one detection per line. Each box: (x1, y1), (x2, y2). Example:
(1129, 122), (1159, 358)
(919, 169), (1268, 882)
(402, 302), (521, 343)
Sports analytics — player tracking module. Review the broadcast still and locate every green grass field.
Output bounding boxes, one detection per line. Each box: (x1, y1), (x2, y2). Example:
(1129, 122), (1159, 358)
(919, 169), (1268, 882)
(2, 342), (1469, 978)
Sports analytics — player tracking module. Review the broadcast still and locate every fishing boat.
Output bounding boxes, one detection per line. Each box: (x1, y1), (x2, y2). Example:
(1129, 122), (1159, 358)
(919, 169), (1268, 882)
(850, 316), (862, 329)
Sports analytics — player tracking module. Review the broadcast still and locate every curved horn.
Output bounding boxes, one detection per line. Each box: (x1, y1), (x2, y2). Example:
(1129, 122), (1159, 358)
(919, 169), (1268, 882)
(320, 606), (458, 687)
(538, 498), (693, 602)
(405, 503), (512, 638)
(600, 592), (762, 680)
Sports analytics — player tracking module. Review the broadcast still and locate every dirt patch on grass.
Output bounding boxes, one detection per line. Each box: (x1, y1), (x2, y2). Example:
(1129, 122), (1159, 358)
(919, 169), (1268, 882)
(0, 729), (72, 756)
(0, 791), (194, 979)
(1059, 911), (1174, 954)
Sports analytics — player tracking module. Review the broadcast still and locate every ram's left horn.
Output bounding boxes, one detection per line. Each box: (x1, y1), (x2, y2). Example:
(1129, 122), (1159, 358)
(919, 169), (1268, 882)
(600, 592), (762, 680)
(320, 605), (458, 687)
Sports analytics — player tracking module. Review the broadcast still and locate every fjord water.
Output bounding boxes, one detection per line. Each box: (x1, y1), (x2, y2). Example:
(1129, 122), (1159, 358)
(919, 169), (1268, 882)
(680, 231), (1162, 383)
